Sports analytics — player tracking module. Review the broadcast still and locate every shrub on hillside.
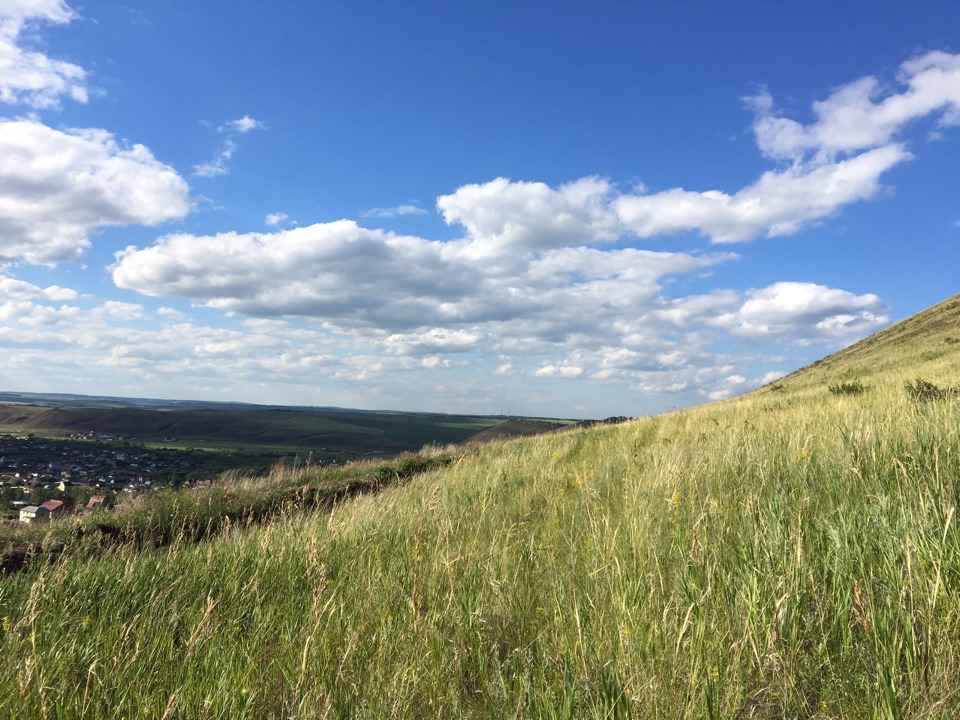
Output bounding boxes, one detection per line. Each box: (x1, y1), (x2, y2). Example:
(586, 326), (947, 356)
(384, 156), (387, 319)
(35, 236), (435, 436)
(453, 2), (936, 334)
(905, 378), (960, 402)
(828, 380), (866, 396)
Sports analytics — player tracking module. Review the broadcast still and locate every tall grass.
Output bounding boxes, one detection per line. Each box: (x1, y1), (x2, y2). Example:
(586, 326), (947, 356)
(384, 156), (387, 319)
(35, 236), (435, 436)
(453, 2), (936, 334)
(0, 380), (958, 717)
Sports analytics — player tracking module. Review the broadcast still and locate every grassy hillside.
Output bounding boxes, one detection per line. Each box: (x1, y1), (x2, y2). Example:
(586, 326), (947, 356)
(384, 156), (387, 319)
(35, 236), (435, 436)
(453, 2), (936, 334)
(765, 292), (960, 394)
(0, 296), (958, 718)
(465, 418), (578, 444)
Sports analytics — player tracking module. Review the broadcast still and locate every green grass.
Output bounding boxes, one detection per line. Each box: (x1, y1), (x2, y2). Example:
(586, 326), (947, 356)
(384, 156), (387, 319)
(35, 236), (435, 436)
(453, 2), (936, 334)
(0, 406), (509, 455)
(0, 297), (959, 718)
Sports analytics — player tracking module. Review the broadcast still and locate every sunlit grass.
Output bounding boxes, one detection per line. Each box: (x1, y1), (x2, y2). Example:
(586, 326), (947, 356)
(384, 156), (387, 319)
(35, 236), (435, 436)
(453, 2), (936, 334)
(1, 297), (959, 718)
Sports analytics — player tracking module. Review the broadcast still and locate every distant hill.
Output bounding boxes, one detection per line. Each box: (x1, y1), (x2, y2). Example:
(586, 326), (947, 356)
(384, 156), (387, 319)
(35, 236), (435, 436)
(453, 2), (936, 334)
(0, 391), (262, 411)
(0, 404), (508, 456)
(464, 418), (574, 444)
(0, 392), (582, 454)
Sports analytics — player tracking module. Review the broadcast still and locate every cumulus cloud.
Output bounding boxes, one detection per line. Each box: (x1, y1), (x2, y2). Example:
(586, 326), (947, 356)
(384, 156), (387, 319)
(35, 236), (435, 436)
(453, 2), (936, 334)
(36, 50), (959, 411)
(712, 282), (889, 346)
(109, 155), (891, 405)
(194, 115), (266, 177)
(428, 54), (960, 251)
(0, 276), (76, 300)
(0, 0), (88, 109)
(384, 328), (483, 355)
(0, 118), (191, 265)
(96, 300), (144, 321)
(111, 220), (730, 334)
(361, 204), (429, 219)
(748, 51), (960, 163)
(0, 270), (891, 415)
(615, 144), (909, 243)
(108, 213), (891, 407)
(535, 364), (584, 378)
(615, 50), (960, 244)
(0, 291), (360, 395)
(0, 3), (192, 267)
(0, 298), (78, 325)
(437, 176), (620, 256)
(112, 221), (480, 326)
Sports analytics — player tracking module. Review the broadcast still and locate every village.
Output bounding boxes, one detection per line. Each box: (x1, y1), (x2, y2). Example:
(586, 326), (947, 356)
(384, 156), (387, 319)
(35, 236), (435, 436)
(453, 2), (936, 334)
(0, 433), (207, 523)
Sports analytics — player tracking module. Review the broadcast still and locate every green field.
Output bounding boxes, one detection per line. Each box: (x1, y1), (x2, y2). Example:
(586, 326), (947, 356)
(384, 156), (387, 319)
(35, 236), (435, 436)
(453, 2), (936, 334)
(0, 403), (546, 460)
(0, 295), (958, 718)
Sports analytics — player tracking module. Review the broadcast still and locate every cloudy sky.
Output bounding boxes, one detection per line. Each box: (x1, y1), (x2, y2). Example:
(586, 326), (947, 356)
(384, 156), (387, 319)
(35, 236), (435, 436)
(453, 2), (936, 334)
(1, 1), (958, 418)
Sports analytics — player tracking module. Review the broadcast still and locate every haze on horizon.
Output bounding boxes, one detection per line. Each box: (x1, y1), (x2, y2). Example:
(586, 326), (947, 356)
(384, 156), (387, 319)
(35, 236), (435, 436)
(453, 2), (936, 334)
(0, 1), (958, 418)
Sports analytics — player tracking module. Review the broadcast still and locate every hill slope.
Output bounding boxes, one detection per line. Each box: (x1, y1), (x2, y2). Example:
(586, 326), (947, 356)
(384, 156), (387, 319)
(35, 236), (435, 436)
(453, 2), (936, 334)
(764, 291), (960, 392)
(0, 295), (958, 718)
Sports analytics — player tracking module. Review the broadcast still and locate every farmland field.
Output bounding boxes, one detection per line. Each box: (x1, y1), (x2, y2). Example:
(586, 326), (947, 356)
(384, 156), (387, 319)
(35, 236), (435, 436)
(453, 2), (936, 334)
(0, 395), (571, 461)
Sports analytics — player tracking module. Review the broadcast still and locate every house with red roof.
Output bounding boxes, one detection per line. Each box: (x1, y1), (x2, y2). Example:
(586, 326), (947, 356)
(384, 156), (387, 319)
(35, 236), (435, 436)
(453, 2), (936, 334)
(39, 498), (75, 519)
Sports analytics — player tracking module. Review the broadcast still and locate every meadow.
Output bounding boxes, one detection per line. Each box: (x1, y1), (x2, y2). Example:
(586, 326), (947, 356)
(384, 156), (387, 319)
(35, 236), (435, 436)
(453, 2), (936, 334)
(0, 296), (957, 718)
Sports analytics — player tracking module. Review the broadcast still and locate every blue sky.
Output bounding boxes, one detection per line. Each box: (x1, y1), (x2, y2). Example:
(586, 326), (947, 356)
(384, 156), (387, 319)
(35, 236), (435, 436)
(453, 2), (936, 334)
(1, 1), (958, 418)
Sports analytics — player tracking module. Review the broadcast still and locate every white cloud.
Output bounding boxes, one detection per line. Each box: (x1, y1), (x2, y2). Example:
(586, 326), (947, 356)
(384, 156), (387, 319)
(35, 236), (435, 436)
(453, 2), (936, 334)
(42, 284), (77, 301)
(361, 204), (429, 219)
(194, 149), (233, 178)
(535, 364), (583, 378)
(749, 51), (960, 163)
(707, 374), (751, 401)
(385, 327), (482, 356)
(613, 50), (960, 244)
(436, 53), (960, 251)
(0, 276), (76, 300)
(0, 0), (88, 109)
(420, 355), (451, 369)
(112, 221), (479, 326)
(615, 144), (909, 243)
(17, 49), (950, 413)
(265, 212), (292, 227)
(1, 1), (72, 21)
(438, 105), (920, 250)
(0, 272), (891, 416)
(0, 296), (356, 392)
(712, 282), (889, 346)
(0, 298), (78, 325)
(0, 118), (191, 265)
(437, 176), (620, 256)
(111, 220), (730, 337)
(96, 300), (144, 321)
(194, 115), (266, 178)
(220, 116), (266, 134)
(108, 190), (889, 408)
